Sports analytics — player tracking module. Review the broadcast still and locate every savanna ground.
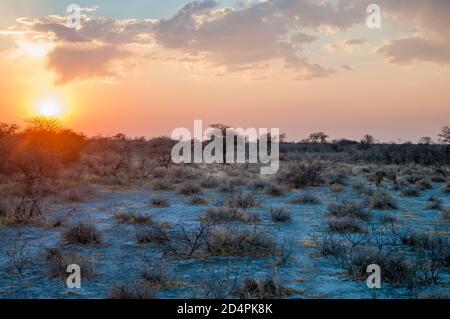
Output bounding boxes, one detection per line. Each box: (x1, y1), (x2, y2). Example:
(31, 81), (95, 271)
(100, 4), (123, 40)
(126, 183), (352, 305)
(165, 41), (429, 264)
(0, 119), (449, 299)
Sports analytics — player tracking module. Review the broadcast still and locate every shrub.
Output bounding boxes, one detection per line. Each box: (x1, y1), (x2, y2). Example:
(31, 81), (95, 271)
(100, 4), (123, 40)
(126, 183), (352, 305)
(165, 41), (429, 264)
(327, 201), (371, 221)
(63, 221), (103, 246)
(46, 248), (96, 280)
(6, 230), (31, 275)
(265, 183), (285, 196)
(369, 191), (398, 210)
(344, 247), (415, 284)
(200, 176), (219, 189)
(206, 226), (276, 257)
(115, 211), (152, 224)
(288, 192), (320, 205)
(327, 219), (365, 233)
(200, 207), (260, 223)
(152, 178), (171, 191)
(312, 234), (347, 257)
(250, 179), (268, 190)
(189, 196), (209, 206)
(442, 182), (450, 194)
(270, 207), (292, 223)
(400, 232), (450, 267)
(108, 284), (156, 299)
(426, 196), (443, 210)
(352, 182), (373, 196)
(443, 210), (450, 222)
(238, 277), (298, 298)
(415, 178), (432, 190)
(198, 265), (240, 299)
(401, 185), (420, 197)
(150, 197), (169, 208)
(140, 260), (176, 289)
(136, 222), (171, 246)
(280, 160), (325, 189)
(178, 183), (202, 196)
(225, 190), (260, 210)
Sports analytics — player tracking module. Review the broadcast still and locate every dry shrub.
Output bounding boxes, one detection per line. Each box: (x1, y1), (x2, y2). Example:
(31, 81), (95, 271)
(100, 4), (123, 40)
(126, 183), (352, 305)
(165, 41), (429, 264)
(327, 219), (366, 233)
(279, 160), (325, 189)
(289, 192), (320, 205)
(114, 211), (152, 224)
(369, 191), (398, 210)
(238, 276), (299, 298)
(327, 201), (371, 221)
(108, 284), (156, 299)
(149, 196), (169, 208)
(63, 220), (103, 246)
(178, 183), (203, 196)
(189, 196), (209, 205)
(46, 248), (96, 280)
(270, 207), (292, 223)
(200, 206), (260, 223)
(206, 226), (276, 257)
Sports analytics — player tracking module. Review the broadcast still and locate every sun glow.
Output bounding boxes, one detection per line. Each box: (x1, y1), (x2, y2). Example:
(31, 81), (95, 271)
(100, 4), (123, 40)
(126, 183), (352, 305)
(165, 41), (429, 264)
(15, 40), (54, 58)
(36, 97), (64, 117)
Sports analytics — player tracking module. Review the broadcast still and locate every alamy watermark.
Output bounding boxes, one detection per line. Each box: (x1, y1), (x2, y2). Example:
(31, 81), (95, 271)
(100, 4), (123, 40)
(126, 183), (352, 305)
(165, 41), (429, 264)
(66, 4), (81, 29)
(170, 120), (280, 175)
(366, 4), (382, 29)
(367, 264), (381, 289)
(66, 264), (81, 289)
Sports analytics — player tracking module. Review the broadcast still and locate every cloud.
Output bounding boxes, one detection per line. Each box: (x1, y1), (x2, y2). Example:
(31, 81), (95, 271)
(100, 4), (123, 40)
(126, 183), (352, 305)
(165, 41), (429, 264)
(46, 43), (129, 85)
(4, 0), (449, 83)
(153, 0), (365, 79)
(323, 38), (366, 53)
(378, 37), (450, 65)
(3, 13), (155, 85)
(376, 0), (450, 65)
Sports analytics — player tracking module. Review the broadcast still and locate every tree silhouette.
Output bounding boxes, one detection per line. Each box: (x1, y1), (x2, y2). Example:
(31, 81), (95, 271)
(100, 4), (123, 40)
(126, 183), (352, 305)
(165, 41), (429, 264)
(439, 126), (450, 144)
(309, 132), (328, 144)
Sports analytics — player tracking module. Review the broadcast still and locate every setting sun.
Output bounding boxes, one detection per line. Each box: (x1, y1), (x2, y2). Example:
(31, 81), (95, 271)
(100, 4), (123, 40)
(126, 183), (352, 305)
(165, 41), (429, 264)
(36, 97), (64, 117)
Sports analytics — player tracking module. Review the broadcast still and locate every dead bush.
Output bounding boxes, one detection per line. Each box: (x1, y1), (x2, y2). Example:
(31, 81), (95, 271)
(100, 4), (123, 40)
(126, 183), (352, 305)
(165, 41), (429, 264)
(206, 226), (276, 257)
(108, 284), (156, 299)
(279, 160), (325, 189)
(327, 201), (371, 221)
(46, 248), (96, 280)
(369, 191), (398, 210)
(115, 211), (152, 224)
(63, 220), (103, 246)
(270, 207), (292, 223)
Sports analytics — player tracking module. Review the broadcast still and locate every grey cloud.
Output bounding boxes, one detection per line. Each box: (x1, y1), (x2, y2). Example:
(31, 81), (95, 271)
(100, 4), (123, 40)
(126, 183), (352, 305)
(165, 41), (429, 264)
(46, 44), (129, 85)
(376, 0), (450, 65)
(378, 37), (450, 65)
(153, 0), (365, 79)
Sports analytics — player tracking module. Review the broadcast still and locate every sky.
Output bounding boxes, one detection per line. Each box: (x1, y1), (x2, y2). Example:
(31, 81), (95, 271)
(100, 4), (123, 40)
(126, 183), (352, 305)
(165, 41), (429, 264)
(0, 0), (449, 142)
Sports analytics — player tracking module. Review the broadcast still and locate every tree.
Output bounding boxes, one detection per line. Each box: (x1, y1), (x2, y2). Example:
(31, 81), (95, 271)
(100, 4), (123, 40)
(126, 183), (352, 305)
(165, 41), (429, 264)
(0, 123), (19, 138)
(361, 134), (376, 145)
(25, 117), (61, 133)
(418, 136), (433, 145)
(309, 132), (328, 144)
(439, 126), (450, 144)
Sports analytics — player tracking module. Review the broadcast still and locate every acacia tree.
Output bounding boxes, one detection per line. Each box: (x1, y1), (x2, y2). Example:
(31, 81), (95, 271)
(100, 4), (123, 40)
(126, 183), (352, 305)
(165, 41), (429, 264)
(309, 132), (328, 144)
(439, 126), (450, 144)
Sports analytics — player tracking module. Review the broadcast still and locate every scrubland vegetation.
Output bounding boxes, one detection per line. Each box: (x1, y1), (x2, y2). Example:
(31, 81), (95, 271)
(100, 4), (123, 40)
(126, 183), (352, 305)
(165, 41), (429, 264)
(0, 119), (449, 299)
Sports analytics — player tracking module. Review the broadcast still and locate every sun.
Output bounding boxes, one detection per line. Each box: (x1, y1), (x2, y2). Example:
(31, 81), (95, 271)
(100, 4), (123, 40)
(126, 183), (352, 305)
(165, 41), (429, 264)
(36, 97), (64, 117)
